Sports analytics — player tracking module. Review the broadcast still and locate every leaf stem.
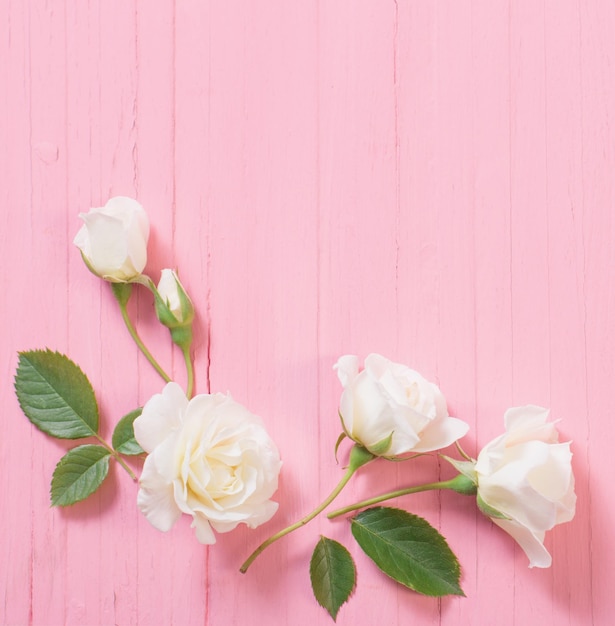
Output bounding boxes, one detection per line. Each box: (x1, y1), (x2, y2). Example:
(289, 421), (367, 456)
(240, 444), (374, 573)
(111, 283), (172, 383)
(93, 434), (137, 481)
(327, 474), (476, 519)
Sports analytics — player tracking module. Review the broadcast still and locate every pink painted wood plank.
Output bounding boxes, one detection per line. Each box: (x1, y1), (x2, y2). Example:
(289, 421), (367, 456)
(1, 1), (39, 622)
(1, 1), (612, 624)
(575, 4), (615, 625)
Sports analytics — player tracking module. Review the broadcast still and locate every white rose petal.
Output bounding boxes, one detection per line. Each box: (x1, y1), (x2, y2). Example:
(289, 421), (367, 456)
(133, 382), (187, 453)
(335, 353), (469, 457)
(137, 450), (182, 532)
(134, 383), (282, 544)
(475, 405), (576, 568)
(491, 518), (552, 568)
(73, 196), (149, 282)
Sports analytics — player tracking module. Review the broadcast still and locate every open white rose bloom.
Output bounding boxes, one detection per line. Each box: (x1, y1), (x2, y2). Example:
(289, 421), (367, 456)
(73, 196), (149, 282)
(133, 382), (282, 544)
(335, 353), (469, 457)
(475, 406), (576, 568)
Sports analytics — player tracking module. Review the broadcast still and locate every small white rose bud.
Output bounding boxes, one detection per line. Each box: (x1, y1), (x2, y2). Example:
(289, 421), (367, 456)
(154, 269), (194, 328)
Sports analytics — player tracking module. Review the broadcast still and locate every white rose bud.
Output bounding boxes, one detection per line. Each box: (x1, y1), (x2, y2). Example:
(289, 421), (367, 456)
(73, 196), (149, 282)
(133, 382), (282, 544)
(474, 406), (576, 568)
(154, 269), (194, 327)
(335, 353), (469, 457)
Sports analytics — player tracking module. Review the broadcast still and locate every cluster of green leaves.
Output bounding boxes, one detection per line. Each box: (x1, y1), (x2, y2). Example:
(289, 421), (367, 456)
(310, 507), (463, 621)
(14, 350), (144, 506)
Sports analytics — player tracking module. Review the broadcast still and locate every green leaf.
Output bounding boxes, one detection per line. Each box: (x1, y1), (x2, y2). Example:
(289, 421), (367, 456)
(112, 408), (144, 455)
(351, 507), (464, 597)
(310, 536), (357, 621)
(51, 445), (111, 506)
(15, 350), (99, 439)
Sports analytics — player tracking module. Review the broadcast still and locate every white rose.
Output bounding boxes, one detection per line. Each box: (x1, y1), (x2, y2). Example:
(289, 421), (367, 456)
(335, 353), (469, 457)
(475, 405), (576, 568)
(73, 196), (149, 282)
(133, 382), (282, 544)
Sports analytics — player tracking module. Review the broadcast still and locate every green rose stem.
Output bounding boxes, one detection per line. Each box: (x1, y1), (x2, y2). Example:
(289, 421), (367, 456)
(138, 275), (195, 399)
(111, 282), (172, 384)
(169, 326), (195, 399)
(326, 473), (478, 519)
(182, 344), (194, 398)
(240, 444), (375, 573)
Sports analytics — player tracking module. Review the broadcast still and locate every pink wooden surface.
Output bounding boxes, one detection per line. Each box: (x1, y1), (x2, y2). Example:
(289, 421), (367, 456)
(1, 1), (613, 624)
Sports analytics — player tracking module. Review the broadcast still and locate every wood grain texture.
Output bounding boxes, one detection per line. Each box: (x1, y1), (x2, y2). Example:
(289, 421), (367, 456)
(1, 1), (611, 624)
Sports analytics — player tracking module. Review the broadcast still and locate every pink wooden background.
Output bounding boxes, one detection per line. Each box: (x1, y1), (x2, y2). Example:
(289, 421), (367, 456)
(1, 1), (613, 624)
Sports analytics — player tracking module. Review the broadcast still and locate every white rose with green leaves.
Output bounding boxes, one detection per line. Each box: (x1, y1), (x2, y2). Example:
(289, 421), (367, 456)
(335, 353), (469, 457)
(134, 382), (282, 544)
(73, 196), (149, 282)
(475, 405), (576, 568)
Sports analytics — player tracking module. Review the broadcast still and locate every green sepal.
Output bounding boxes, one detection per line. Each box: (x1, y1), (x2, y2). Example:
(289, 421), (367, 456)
(351, 507), (464, 597)
(441, 455), (477, 483)
(367, 431), (394, 457)
(176, 279), (195, 324)
(337, 409), (352, 439)
(51, 445), (111, 506)
(15, 350), (99, 439)
(384, 452), (424, 463)
(310, 536), (356, 621)
(477, 493), (510, 520)
(334, 432), (347, 463)
(153, 288), (180, 327)
(112, 408), (145, 455)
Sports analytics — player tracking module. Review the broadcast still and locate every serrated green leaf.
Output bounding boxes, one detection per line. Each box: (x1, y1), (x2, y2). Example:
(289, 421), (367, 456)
(112, 408), (144, 455)
(351, 507), (464, 597)
(310, 536), (356, 621)
(15, 350), (99, 439)
(51, 445), (111, 506)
